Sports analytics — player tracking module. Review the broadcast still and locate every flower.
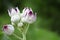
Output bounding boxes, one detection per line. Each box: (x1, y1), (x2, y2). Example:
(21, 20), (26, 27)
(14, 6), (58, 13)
(11, 14), (20, 25)
(8, 7), (20, 25)
(3, 24), (14, 35)
(8, 7), (20, 17)
(21, 7), (36, 24)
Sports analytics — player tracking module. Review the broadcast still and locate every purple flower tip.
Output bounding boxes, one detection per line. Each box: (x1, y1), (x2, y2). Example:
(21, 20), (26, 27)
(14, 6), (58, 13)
(4, 25), (8, 29)
(15, 9), (17, 12)
(29, 11), (32, 16)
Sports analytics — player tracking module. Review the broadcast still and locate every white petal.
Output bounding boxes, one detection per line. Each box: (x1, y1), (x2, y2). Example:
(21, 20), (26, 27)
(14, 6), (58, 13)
(27, 14), (36, 23)
(22, 7), (27, 13)
(22, 7), (30, 13)
(16, 7), (20, 13)
(8, 10), (11, 17)
(11, 8), (17, 15)
(11, 15), (20, 23)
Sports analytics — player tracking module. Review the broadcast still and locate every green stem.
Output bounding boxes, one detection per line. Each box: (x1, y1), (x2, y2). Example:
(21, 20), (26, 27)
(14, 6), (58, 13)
(13, 33), (22, 40)
(22, 24), (30, 40)
(25, 24), (29, 35)
(22, 33), (26, 40)
(17, 28), (22, 33)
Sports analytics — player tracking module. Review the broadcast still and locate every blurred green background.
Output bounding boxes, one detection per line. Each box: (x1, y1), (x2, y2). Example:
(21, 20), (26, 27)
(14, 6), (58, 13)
(0, 0), (60, 40)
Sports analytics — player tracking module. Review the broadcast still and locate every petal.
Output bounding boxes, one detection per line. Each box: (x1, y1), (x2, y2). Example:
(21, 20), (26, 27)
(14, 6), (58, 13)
(8, 10), (11, 17)
(11, 15), (20, 23)
(8, 7), (20, 17)
(15, 7), (20, 13)
(22, 7), (27, 13)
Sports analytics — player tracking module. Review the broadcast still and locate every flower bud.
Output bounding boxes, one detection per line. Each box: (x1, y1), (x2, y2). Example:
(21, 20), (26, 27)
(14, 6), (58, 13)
(21, 7), (36, 24)
(18, 22), (23, 27)
(3, 24), (14, 35)
(11, 14), (20, 24)
(8, 7), (20, 17)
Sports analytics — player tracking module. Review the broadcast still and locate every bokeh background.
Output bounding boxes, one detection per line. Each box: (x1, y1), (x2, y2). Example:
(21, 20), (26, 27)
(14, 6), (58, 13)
(0, 0), (60, 40)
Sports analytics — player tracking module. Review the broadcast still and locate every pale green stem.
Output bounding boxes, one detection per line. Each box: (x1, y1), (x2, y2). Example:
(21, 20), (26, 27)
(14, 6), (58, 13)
(25, 24), (29, 35)
(17, 28), (26, 40)
(13, 33), (22, 40)
(17, 28), (22, 33)
(22, 24), (30, 40)
(22, 33), (26, 40)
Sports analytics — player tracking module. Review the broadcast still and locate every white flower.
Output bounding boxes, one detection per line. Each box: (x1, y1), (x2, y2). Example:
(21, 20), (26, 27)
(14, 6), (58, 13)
(8, 7), (20, 17)
(3, 24), (14, 35)
(8, 7), (21, 25)
(18, 22), (23, 27)
(21, 7), (36, 24)
(11, 14), (20, 25)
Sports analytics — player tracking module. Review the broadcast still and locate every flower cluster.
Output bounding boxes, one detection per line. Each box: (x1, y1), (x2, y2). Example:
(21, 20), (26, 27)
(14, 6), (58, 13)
(3, 7), (36, 35)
